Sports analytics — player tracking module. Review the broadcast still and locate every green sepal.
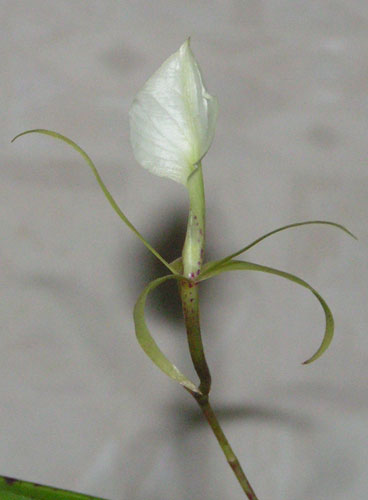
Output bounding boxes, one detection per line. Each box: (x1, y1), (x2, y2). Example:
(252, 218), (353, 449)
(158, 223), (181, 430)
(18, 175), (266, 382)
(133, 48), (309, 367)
(168, 257), (183, 274)
(11, 129), (177, 275)
(199, 259), (334, 364)
(134, 275), (199, 395)
(0, 476), (107, 500)
(203, 220), (356, 276)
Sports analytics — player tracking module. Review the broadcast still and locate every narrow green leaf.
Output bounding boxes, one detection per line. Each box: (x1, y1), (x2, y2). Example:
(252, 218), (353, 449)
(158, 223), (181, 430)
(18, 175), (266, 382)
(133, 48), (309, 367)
(203, 220), (356, 276)
(0, 476), (107, 500)
(199, 259), (334, 364)
(0, 493), (24, 500)
(11, 129), (177, 275)
(0, 493), (26, 500)
(134, 275), (199, 394)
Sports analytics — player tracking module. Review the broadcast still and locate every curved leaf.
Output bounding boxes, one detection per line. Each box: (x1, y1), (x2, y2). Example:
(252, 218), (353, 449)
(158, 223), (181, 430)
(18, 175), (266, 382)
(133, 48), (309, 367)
(134, 275), (199, 394)
(203, 220), (356, 276)
(199, 259), (334, 364)
(11, 129), (177, 275)
(0, 476), (106, 500)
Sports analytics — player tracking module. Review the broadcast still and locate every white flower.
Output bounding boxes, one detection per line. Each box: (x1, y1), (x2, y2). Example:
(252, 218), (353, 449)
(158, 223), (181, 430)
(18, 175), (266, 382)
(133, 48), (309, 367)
(129, 39), (218, 185)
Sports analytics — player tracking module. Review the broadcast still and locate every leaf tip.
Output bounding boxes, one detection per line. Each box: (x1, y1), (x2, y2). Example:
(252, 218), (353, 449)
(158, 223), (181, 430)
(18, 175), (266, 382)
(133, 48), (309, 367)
(11, 129), (42, 144)
(11, 133), (22, 143)
(301, 358), (312, 366)
(301, 348), (328, 365)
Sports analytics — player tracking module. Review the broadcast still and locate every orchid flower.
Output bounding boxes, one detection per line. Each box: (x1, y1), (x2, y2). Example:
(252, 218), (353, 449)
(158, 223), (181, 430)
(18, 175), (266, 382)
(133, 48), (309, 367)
(129, 39), (218, 186)
(130, 39), (218, 280)
(11, 39), (355, 500)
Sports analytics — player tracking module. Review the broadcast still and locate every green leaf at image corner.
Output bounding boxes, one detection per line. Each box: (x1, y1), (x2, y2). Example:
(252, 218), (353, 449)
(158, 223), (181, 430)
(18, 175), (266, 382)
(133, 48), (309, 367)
(199, 259), (334, 364)
(0, 476), (107, 500)
(0, 492), (27, 500)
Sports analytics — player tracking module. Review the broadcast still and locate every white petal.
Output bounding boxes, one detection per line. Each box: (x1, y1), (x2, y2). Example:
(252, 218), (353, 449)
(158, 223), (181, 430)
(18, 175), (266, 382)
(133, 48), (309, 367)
(129, 39), (218, 185)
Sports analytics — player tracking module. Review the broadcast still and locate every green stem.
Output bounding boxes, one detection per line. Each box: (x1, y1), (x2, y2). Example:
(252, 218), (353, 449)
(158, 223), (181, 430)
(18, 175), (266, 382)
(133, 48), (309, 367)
(181, 162), (258, 498)
(181, 162), (211, 394)
(195, 395), (260, 500)
(180, 281), (211, 395)
(182, 163), (205, 279)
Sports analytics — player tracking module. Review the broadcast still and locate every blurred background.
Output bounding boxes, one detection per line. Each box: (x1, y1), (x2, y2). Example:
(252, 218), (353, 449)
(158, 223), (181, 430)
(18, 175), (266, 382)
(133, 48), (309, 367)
(2, 1), (367, 499)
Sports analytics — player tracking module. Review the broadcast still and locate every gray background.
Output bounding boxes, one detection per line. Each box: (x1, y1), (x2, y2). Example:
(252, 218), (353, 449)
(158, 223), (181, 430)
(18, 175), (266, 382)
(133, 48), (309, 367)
(2, 1), (367, 499)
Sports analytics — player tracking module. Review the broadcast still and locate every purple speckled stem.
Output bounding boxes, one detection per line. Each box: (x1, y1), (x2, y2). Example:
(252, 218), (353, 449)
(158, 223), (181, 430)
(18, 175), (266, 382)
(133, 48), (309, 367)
(180, 283), (259, 498)
(180, 280), (211, 395)
(179, 277), (259, 499)
(181, 162), (211, 394)
(182, 164), (205, 279)
(181, 162), (259, 499)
